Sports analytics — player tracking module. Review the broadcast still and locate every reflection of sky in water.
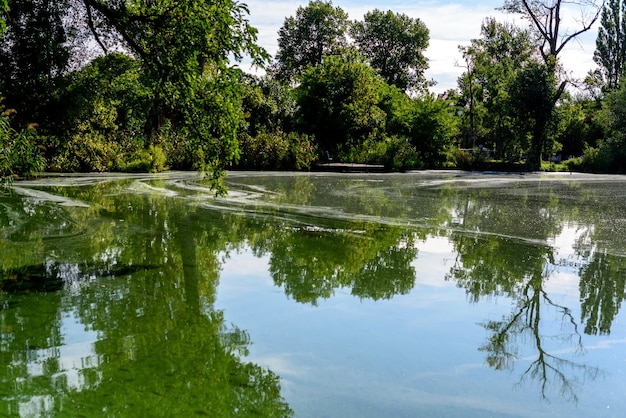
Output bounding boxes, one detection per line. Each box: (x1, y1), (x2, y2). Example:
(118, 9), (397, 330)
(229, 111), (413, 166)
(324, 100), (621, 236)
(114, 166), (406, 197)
(6, 171), (626, 417)
(216, 234), (626, 418)
(15, 311), (101, 417)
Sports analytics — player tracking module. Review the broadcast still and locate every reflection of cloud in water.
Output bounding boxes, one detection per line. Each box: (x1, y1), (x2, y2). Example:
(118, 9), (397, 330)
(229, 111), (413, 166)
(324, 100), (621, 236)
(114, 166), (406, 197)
(219, 250), (272, 282)
(412, 236), (456, 288)
(18, 395), (55, 418)
(258, 358), (558, 418)
(248, 353), (310, 381)
(14, 311), (101, 416)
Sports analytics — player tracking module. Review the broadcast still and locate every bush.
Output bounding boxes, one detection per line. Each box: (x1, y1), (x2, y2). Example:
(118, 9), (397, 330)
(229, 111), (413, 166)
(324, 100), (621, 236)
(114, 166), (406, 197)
(380, 137), (420, 171)
(49, 132), (121, 172)
(447, 147), (474, 169)
(581, 140), (626, 173)
(1, 107), (45, 184)
(540, 157), (582, 172)
(345, 136), (422, 171)
(236, 131), (317, 170)
(120, 145), (167, 173)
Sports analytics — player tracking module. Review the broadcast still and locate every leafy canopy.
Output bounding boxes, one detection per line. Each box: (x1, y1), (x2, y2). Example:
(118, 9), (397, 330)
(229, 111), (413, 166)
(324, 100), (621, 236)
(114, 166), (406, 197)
(351, 9), (430, 93)
(594, 0), (626, 90)
(272, 0), (350, 83)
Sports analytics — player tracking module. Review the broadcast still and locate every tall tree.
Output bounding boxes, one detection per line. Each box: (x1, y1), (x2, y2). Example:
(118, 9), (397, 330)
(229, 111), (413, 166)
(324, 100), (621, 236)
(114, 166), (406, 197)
(502, 0), (603, 169)
(1, 1), (268, 190)
(272, 0), (349, 83)
(507, 61), (558, 166)
(296, 53), (386, 152)
(458, 18), (535, 158)
(0, 0), (73, 129)
(351, 9), (430, 93)
(594, 0), (626, 90)
(81, 0), (268, 190)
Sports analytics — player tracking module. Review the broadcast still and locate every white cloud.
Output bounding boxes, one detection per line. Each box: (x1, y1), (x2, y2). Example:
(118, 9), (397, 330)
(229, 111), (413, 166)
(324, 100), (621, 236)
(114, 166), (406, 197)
(244, 0), (601, 93)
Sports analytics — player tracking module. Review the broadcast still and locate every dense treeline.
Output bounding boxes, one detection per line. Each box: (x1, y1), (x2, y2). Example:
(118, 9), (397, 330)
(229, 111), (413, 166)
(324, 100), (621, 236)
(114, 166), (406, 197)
(1, 0), (625, 190)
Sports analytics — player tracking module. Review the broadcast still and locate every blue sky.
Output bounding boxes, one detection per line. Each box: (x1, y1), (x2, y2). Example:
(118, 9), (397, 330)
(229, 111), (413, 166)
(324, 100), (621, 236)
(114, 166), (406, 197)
(244, 0), (600, 93)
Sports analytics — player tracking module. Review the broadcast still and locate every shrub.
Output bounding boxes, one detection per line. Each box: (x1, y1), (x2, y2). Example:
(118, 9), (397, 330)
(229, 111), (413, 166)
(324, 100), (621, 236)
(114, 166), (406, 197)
(384, 137), (422, 171)
(446, 147), (474, 169)
(120, 145), (167, 173)
(580, 147), (603, 172)
(345, 136), (422, 171)
(581, 140), (626, 173)
(49, 132), (121, 172)
(236, 131), (317, 170)
(1, 107), (45, 184)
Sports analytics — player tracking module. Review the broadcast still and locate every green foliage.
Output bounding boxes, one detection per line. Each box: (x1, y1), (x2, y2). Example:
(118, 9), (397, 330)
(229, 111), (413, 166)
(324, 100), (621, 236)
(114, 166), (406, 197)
(507, 60), (557, 170)
(351, 9), (430, 92)
(0, 0), (73, 130)
(446, 146), (488, 169)
(407, 96), (460, 167)
(581, 145), (612, 172)
(236, 131), (317, 170)
(0, 107), (45, 184)
(581, 77), (626, 172)
(383, 136), (422, 171)
(49, 53), (151, 172)
(457, 18), (535, 158)
(50, 131), (122, 173)
(594, 0), (626, 90)
(552, 96), (603, 158)
(272, 0), (350, 83)
(241, 75), (298, 136)
(120, 145), (167, 173)
(2, 0), (271, 187)
(540, 157), (581, 172)
(347, 135), (422, 170)
(296, 53), (387, 153)
(377, 83), (413, 135)
(0, 0), (7, 34)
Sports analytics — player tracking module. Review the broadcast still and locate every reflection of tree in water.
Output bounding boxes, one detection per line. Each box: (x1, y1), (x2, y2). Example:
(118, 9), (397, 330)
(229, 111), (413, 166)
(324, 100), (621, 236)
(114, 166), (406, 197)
(479, 270), (599, 402)
(264, 223), (420, 305)
(0, 185), (293, 417)
(444, 185), (602, 402)
(579, 249), (626, 335)
(5, 173), (626, 411)
(448, 238), (600, 401)
(569, 193), (626, 336)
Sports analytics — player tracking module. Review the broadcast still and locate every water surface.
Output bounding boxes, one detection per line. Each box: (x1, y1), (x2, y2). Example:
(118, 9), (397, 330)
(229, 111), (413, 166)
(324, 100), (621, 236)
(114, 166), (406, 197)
(1, 171), (625, 417)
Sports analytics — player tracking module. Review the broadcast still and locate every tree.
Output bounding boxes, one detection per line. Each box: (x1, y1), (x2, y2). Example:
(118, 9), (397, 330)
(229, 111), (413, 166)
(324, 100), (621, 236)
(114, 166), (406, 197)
(351, 9), (430, 93)
(2, 1), (269, 189)
(296, 53), (386, 153)
(584, 78), (626, 171)
(507, 61), (558, 169)
(79, 1), (268, 191)
(458, 18), (535, 158)
(0, 0), (73, 130)
(272, 0), (349, 83)
(49, 53), (154, 172)
(502, 0), (603, 169)
(503, 0), (602, 67)
(594, 0), (626, 90)
(407, 96), (459, 167)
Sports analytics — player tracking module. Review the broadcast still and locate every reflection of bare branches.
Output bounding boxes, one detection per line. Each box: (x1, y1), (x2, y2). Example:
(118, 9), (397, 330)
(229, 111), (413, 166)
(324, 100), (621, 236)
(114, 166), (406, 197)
(480, 271), (600, 402)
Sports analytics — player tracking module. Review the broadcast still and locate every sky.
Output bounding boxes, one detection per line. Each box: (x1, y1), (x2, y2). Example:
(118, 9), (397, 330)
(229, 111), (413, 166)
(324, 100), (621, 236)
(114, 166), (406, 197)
(243, 0), (601, 94)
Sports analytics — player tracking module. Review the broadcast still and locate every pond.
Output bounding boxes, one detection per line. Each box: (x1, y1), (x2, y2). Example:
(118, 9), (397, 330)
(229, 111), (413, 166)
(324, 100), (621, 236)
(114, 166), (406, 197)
(1, 171), (625, 417)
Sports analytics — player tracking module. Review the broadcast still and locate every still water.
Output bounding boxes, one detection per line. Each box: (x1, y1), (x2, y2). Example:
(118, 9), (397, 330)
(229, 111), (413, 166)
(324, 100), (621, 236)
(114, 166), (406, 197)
(1, 171), (625, 417)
